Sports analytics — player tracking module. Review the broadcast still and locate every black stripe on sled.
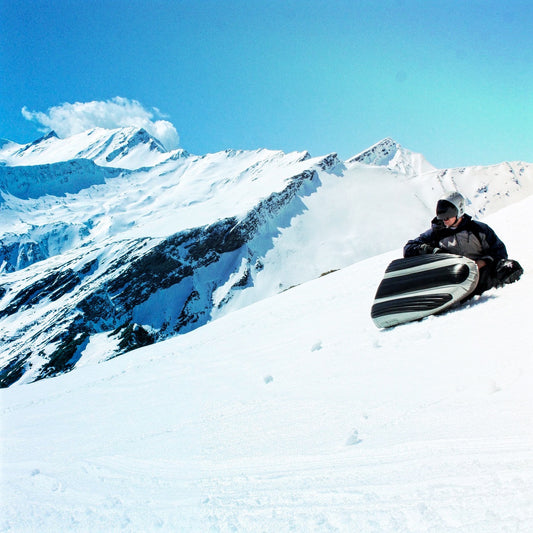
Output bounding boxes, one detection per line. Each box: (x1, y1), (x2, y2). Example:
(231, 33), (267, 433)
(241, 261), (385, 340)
(375, 264), (470, 300)
(385, 254), (452, 273)
(371, 293), (453, 319)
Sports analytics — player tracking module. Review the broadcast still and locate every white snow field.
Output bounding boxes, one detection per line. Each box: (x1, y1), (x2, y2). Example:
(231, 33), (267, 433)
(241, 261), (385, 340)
(1, 195), (532, 532)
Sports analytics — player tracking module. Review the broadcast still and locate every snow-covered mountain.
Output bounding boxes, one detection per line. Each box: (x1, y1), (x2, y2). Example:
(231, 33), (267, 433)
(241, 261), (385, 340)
(1, 131), (532, 387)
(347, 137), (436, 176)
(0, 126), (185, 170)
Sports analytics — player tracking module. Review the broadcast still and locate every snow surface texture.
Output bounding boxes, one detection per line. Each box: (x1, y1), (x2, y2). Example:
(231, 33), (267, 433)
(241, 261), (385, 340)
(1, 129), (532, 530)
(1, 196), (532, 532)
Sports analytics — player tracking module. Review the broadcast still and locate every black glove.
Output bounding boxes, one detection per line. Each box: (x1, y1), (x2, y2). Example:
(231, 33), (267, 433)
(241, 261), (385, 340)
(419, 244), (446, 255)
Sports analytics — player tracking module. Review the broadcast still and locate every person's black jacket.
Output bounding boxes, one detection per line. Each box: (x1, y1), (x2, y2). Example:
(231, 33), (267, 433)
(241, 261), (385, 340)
(403, 214), (508, 265)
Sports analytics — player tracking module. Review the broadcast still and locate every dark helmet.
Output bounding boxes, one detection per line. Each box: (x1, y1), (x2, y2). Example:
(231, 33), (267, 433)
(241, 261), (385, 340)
(436, 191), (465, 220)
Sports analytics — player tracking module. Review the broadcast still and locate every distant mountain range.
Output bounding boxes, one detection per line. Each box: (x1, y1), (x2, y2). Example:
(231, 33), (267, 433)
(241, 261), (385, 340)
(1, 129), (532, 386)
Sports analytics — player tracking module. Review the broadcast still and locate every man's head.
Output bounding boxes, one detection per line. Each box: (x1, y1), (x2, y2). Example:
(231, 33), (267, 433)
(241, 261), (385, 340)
(436, 191), (465, 227)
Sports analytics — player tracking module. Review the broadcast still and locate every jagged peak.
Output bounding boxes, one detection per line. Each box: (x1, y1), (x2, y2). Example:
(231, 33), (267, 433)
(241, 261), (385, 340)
(346, 138), (400, 166)
(12, 131), (60, 156)
(168, 148), (191, 160)
(317, 153), (343, 172)
(297, 151), (311, 162)
(120, 127), (167, 152)
(44, 130), (59, 139)
(368, 137), (398, 149)
(30, 130), (59, 145)
(60, 126), (168, 153)
(346, 138), (436, 176)
(93, 126), (167, 151)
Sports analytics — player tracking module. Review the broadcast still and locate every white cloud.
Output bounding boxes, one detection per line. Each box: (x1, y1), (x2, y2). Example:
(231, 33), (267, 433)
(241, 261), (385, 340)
(21, 97), (179, 150)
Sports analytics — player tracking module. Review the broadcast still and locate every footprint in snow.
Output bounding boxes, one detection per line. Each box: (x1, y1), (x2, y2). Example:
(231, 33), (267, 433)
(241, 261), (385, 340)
(346, 429), (362, 446)
(311, 340), (322, 352)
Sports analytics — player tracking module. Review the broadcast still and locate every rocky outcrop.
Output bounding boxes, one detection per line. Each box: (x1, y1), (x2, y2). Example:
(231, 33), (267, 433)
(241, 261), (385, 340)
(0, 221), (92, 273)
(347, 138), (399, 166)
(0, 164), (321, 386)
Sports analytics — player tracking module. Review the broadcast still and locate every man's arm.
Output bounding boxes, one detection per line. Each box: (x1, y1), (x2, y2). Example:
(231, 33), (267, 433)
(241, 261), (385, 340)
(403, 229), (440, 257)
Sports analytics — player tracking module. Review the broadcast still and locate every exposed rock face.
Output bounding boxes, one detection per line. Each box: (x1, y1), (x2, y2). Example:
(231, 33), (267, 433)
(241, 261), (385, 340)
(0, 220), (93, 273)
(0, 153), (322, 386)
(348, 138), (400, 166)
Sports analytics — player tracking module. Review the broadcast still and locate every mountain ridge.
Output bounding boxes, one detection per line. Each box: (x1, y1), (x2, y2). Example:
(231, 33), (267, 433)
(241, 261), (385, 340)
(0, 126), (179, 170)
(1, 127), (532, 386)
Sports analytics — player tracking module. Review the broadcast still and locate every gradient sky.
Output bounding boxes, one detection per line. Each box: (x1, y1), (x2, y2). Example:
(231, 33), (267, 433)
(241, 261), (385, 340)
(1, 0), (532, 168)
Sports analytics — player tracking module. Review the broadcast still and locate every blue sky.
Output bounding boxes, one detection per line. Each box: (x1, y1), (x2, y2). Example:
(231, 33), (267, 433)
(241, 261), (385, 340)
(1, 0), (532, 168)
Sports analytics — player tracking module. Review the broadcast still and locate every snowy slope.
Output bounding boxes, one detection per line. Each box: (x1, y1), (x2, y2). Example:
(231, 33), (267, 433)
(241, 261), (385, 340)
(1, 196), (532, 532)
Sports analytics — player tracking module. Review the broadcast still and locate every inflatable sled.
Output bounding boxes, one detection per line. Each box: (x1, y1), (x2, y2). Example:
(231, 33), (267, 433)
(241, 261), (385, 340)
(371, 254), (479, 329)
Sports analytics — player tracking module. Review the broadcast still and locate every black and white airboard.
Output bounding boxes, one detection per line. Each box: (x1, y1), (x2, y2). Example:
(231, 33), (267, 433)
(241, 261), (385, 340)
(371, 254), (479, 328)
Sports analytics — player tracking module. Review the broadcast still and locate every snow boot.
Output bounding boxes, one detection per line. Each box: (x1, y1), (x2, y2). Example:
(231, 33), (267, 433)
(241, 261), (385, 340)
(494, 259), (523, 287)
